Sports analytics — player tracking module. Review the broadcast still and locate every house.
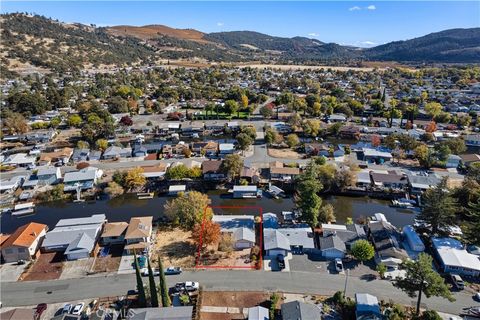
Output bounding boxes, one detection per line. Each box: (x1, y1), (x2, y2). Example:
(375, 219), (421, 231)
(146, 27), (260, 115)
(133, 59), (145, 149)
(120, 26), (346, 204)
(132, 143), (163, 157)
(232, 227), (256, 249)
(219, 143), (235, 155)
(407, 173), (441, 195)
(263, 229), (291, 256)
(446, 154), (461, 168)
(370, 172), (408, 190)
(460, 154), (480, 167)
(240, 166), (261, 184)
(191, 141), (218, 156)
(233, 185), (261, 198)
(2, 153), (36, 167)
(42, 214), (105, 260)
(263, 213), (279, 229)
(278, 228), (316, 254)
(173, 142), (189, 155)
(24, 129), (56, 143)
(101, 222), (128, 245)
(362, 148), (393, 164)
(465, 134), (480, 147)
(355, 293), (382, 320)
(0, 222), (47, 263)
(368, 219), (408, 267)
(304, 143), (330, 157)
(431, 237), (480, 277)
(213, 215), (255, 231)
(168, 185), (186, 195)
(402, 225), (425, 252)
(103, 146), (132, 160)
(319, 234), (347, 259)
(202, 160), (226, 181)
(328, 113), (347, 122)
(356, 171), (372, 189)
(38, 147), (73, 166)
(248, 306), (269, 320)
(88, 150), (102, 161)
(124, 216), (153, 254)
(0, 175), (24, 193)
(21, 175), (38, 190)
(37, 166), (61, 185)
(128, 306), (193, 320)
(339, 125), (360, 139)
(331, 145), (346, 158)
(270, 166), (300, 182)
(141, 163), (170, 179)
(281, 301), (322, 320)
(72, 148), (90, 163)
(63, 166), (103, 192)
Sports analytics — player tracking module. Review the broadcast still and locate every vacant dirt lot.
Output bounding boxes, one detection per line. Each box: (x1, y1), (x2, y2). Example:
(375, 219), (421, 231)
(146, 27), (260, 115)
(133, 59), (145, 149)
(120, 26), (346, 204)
(268, 148), (302, 159)
(200, 291), (270, 320)
(92, 244), (124, 273)
(151, 227), (196, 268)
(21, 252), (64, 281)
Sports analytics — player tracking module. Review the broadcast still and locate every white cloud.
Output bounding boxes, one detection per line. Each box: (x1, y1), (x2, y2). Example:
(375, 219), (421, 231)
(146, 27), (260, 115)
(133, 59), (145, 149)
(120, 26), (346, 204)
(366, 5), (376, 10)
(308, 33), (319, 37)
(217, 22), (224, 26)
(349, 6), (361, 11)
(361, 41), (377, 45)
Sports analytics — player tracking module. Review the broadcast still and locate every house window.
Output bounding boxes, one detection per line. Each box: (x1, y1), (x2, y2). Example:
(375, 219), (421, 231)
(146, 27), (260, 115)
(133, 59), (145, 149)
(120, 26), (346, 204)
(4, 248), (14, 254)
(17, 248), (27, 253)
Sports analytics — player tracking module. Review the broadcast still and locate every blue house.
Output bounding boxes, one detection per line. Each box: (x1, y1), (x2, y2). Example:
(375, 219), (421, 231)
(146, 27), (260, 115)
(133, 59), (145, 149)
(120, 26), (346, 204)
(432, 237), (480, 277)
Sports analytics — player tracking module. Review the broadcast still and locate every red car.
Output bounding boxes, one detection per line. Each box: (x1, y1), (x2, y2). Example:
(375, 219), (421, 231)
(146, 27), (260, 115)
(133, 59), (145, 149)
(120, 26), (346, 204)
(34, 303), (47, 319)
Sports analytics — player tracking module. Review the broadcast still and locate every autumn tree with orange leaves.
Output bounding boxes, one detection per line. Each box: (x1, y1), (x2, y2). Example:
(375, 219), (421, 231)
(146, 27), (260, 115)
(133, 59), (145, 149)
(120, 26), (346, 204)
(425, 121), (437, 133)
(192, 220), (221, 250)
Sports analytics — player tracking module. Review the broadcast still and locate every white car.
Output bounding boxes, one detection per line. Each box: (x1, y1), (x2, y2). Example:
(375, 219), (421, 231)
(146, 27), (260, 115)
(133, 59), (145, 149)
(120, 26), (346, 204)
(71, 302), (84, 315)
(335, 258), (344, 273)
(61, 304), (72, 314)
(141, 268), (160, 276)
(176, 281), (199, 292)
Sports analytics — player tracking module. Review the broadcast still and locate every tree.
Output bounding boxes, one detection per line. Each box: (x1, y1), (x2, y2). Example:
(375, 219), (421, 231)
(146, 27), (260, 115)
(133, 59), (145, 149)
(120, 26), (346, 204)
(414, 144), (435, 168)
(164, 191), (213, 229)
(260, 105), (273, 118)
(134, 252), (147, 307)
(350, 240), (375, 264)
(295, 167), (323, 227)
(419, 310), (442, 320)
(157, 256), (171, 307)
(376, 263), (387, 279)
(124, 167), (146, 191)
(104, 181), (124, 198)
(222, 154), (243, 180)
(147, 257), (159, 307)
(76, 140), (89, 149)
(96, 139), (108, 151)
(397, 134), (418, 153)
(464, 201), (480, 245)
(425, 102), (442, 119)
(50, 117), (61, 128)
(265, 127), (281, 145)
(192, 220), (221, 250)
(371, 135), (381, 147)
(236, 133), (254, 153)
(3, 112), (29, 134)
(120, 115), (133, 126)
(425, 121), (437, 133)
(286, 134), (300, 148)
(224, 99), (238, 118)
(107, 96), (128, 114)
(394, 253), (454, 315)
(319, 204), (336, 223)
(240, 94), (249, 109)
(441, 137), (466, 155)
(302, 119), (323, 137)
(418, 178), (458, 235)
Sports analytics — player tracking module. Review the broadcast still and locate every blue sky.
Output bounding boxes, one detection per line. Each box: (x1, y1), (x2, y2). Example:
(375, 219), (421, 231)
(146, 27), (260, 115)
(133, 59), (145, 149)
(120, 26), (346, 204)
(2, 1), (479, 47)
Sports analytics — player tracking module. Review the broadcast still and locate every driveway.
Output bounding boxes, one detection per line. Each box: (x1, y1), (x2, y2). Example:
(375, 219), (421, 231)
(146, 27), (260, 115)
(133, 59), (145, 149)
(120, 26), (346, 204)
(60, 258), (94, 280)
(288, 254), (330, 273)
(117, 254), (135, 274)
(0, 262), (26, 282)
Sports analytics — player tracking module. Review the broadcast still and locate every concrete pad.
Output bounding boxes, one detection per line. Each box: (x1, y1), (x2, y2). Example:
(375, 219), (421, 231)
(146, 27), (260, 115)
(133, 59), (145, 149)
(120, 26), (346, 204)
(0, 262), (26, 282)
(60, 258), (94, 280)
(226, 307), (241, 313)
(201, 306), (228, 313)
(117, 254), (135, 274)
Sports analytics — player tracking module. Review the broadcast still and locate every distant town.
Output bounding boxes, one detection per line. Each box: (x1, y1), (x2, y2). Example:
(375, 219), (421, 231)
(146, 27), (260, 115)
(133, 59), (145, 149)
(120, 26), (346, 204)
(1, 32), (480, 320)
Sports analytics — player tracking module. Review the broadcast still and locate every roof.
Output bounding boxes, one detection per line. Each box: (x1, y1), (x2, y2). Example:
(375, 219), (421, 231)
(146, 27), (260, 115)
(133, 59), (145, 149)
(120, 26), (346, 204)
(264, 229), (290, 251)
(270, 167), (300, 175)
(169, 185), (186, 192)
(65, 232), (94, 254)
(233, 185), (258, 192)
(371, 172), (408, 184)
(37, 166), (59, 176)
(1, 222), (47, 249)
(432, 237), (480, 271)
(1, 308), (39, 320)
(355, 293), (381, 315)
(101, 222), (128, 238)
(319, 234), (346, 252)
(248, 306), (269, 320)
(219, 143), (235, 151)
(281, 301), (322, 320)
(278, 228), (315, 249)
(233, 227), (256, 243)
(129, 306), (193, 320)
(202, 160), (223, 174)
(407, 174), (441, 189)
(125, 216), (153, 239)
(460, 154), (480, 163)
(63, 167), (100, 183)
(55, 214), (106, 227)
(362, 148), (393, 158)
(213, 215), (255, 231)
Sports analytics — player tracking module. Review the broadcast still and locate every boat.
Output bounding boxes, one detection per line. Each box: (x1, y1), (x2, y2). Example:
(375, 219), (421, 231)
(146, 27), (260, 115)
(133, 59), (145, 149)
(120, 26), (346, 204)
(266, 185), (285, 199)
(137, 192), (154, 200)
(390, 198), (416, 208)
(11, 202), (35, 217)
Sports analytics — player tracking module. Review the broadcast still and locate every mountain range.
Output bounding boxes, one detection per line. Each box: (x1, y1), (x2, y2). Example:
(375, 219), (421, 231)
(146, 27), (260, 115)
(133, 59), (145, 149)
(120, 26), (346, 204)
(1, 13), (479, 76)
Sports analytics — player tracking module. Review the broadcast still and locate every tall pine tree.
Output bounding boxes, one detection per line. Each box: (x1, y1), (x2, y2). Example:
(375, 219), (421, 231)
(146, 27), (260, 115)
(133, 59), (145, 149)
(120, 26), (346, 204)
(158, 255), (171, 307)
(133, 252), (147, 307)
(147, 257), (159, 307)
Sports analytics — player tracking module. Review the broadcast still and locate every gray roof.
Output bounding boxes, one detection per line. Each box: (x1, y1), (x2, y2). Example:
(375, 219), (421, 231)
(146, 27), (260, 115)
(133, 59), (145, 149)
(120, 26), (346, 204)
(128, 306), (193, 320)
(64, 232), (94, 254)
(213, 215), (254, 231)
(56, 214), (106, 227)
(104, 146), (132, 156)
(63, 167), (99, 183)
(248, 306), (269, 320)
(264, 229), (291, 251)
(281, 301), (322, 320)
(319, 234), (346, 252)
(278, 228), (315, 249)
(233, 227), (255, 243)
(37, 166), (59, 176)
(42, 226), (99, 249)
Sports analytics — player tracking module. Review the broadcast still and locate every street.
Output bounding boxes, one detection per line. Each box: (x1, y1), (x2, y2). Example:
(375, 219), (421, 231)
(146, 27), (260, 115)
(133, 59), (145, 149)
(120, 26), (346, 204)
(0, 270), (476, 314)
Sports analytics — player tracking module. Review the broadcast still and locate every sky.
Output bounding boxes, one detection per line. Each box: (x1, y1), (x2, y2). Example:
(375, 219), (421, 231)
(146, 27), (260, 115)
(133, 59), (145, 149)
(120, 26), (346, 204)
(2, 1), (479, 47)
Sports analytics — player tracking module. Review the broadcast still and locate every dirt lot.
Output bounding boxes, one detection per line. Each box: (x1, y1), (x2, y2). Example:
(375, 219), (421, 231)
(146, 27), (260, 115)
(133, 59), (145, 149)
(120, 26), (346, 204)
(200, 291), (270, 320)
(267, 148), (302, 159)
(199, 248), (253, 268)
(21, 252), (64, 281)
(92, 244), (124, 273)
(151, 227), (197, 268)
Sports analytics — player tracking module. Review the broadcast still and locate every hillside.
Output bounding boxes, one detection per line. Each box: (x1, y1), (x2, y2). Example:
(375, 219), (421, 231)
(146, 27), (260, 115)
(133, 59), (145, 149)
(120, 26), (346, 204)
(366, 28), (480, 63)
(107, 24), (210, 44)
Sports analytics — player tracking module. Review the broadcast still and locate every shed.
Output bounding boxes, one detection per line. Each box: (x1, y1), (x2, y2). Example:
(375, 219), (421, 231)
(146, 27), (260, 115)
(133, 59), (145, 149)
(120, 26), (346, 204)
(233, 227), (256, 249)
(168, 185), (186, 195)
(402, 225), (425, 252)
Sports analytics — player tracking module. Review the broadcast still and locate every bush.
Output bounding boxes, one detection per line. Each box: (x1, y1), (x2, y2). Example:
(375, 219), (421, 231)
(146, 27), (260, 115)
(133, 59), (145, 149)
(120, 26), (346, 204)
(36, 184), (68, 202)
(218, 234), (234, 253)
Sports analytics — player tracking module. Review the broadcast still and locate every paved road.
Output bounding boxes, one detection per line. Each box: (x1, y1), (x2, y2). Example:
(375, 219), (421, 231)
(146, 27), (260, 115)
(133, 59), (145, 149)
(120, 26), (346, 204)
(0, 270), (475, 314)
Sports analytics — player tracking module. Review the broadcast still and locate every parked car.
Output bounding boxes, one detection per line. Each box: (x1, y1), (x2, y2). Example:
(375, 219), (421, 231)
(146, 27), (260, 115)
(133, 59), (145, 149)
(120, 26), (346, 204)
(450, 274), (464, 290)
(175, 281), (199, 292)
(141, 268), (160, 276)
(71, 303), (84, 315)
(127, 289), (138, 296)
(474, 292), (480, 301)
(35, 303), (47, 317)
(335, 258), (344, 273)
(277, 254), (285, 270)
(61, 304), (72, 314)
(17, 259), (26, 265)
(165, 267), (182, 275)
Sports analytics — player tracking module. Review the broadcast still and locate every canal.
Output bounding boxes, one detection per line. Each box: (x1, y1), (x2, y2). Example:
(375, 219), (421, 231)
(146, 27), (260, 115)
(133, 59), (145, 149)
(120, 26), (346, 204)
(0, 191), (416, 234)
